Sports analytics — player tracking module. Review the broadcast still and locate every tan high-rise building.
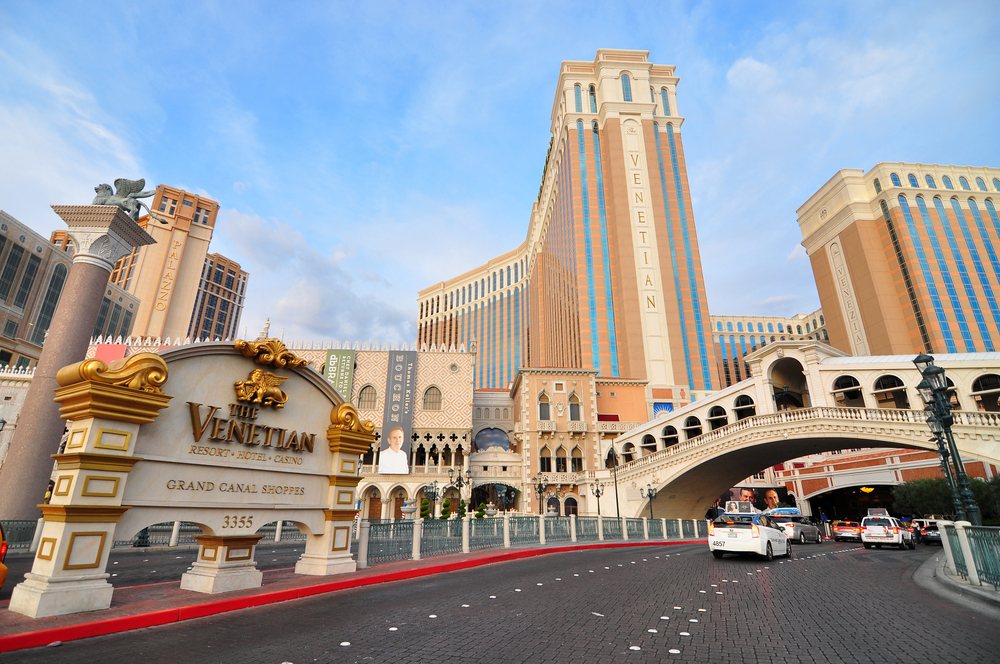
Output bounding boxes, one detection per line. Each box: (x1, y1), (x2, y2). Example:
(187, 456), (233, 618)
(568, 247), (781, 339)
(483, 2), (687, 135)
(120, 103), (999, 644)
(187, 252), (249, 341)
(799, 164), (1000, 356)
(109, 185), (220, 339)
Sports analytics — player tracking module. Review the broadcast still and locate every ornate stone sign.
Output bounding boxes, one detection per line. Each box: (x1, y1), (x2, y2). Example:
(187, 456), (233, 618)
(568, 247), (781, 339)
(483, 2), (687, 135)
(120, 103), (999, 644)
(8, 339), (374, 618)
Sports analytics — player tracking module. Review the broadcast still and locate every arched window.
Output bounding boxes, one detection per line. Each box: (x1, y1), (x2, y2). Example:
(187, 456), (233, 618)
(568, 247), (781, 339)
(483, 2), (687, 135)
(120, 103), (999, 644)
(758, 323), (764, 332)
(683, 416), (702, 440)
(422, 386), (442, 410)
(569, 393), (581, 421)
(564, 496), (579, 515)
(589, 85), (597, 113)
(571, 447), (583, 472)
(574, 83), (582, 113)
(972, 374), (1000, 412)
(736, 322), (743, 332)
(925, 174), (937, 189)
(514, 263), (518, 282)
(727, 322), (733, 331)
(976, 177), (987, 191)
(621, 442), (635, 463)
(707, 406), (728, 430)
(358, 385), (377, 410)
(993, 178), (1000, 192)
(539, 446), (552, 472)
(907, 173), (919, 187)
(494, 408), (501, 419)
(873, 178), (882, 194)
(777, 323), (784, 332)
(555, 446), (568, 472)
(890, 173), (902, 187)
(767, 323), (774, 333)
(475, 407), (482, 419)
(873, 374), (909, 409)
(770, 336), (775, 342)
(944, 377), (961, 410)
(492, 272), (496, 290)
(31, 264), (66, 344)
(641, 434), (657, 455)
(734, 395), (756, 420)
(502, 407), (509, 419)
(943, 175), (954, 190)
(716, 322), (723, 331)
(661, 425), (678, 448)
(660, 88), (671, 115)
(621, 73), (632, 101)
(820, 314), (825, 325)
(796, 325), (803, 334)
(832, 375), (865, 408)
(506, 266), (511, 284)
(960, 176), (971, 190)
(538, 393), (550, 421)
(650, 86), (656, 113)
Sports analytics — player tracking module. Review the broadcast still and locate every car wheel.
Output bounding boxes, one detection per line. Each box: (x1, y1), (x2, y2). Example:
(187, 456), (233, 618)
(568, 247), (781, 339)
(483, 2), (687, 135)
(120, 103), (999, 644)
(875, 544), (882, 549)
(864, 543), (872, 549)
(908, 539), (916, 550)
(815, 531), (823, 543)
(712, 550), (724, 559)
(798, 532), (806, 545)
(783, 541), (792, 558)
(763, 542), (773, 561)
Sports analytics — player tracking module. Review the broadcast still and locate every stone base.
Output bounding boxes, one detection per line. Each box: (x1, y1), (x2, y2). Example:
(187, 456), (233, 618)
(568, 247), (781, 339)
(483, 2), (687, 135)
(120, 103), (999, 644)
(8, 573), (114, 618)
(295, 554), (357, 576)
(180, 566), (263, 594)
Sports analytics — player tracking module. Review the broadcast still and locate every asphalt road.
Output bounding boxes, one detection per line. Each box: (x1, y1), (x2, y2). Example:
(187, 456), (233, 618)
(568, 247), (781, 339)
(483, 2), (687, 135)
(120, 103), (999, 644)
(6, 540), (997, 663)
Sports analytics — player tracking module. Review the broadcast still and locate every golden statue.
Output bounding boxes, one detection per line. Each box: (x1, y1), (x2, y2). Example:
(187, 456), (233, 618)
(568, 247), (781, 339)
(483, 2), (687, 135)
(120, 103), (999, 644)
(234, 368), (290, 408)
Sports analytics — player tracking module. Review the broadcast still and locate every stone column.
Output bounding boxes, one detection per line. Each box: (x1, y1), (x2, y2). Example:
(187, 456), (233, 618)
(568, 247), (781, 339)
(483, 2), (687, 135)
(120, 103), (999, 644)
(953, 521), (981, 586)
(461, 515), (470, 554)
(412, 517), (422, 561)
(938, 520), (956, 574)
(0, 206), (154, 520)
(502, 511), (511, 548)
(538, 512), (546, 545)
(380, 498), (391, 520)
(570, 514), (577, 542)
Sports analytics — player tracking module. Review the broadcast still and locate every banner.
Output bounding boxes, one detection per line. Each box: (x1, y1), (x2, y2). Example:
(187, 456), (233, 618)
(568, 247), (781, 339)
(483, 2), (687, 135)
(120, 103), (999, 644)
(323, 349), (356, 399)
(378, 350), (417, 474)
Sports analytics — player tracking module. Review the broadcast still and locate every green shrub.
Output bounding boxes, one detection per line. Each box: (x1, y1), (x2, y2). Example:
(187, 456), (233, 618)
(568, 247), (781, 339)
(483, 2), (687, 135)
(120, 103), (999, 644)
(420, 498), (430, 520)
(475, 502), (486, 519)
(458, 498), (467, 519)
(439, 498), (451, 520)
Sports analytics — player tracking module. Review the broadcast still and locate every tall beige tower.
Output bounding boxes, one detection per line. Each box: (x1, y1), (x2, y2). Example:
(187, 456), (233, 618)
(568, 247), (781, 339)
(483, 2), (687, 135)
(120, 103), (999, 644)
(111, 185), (219, 339)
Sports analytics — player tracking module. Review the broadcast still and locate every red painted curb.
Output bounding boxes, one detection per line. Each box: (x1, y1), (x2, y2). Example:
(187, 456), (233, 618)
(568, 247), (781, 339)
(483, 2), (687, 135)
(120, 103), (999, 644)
(0, 539), (704, 653)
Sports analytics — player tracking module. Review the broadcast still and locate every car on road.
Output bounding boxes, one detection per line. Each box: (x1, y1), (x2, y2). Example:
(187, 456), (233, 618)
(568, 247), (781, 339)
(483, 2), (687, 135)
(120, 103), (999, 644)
(832, 520), (863, 542)
(920, 524), (942, 545)
(0, 522), (7, 590)
(709, 501), (790, 561)
(861, 515), (914, 550)
(770, 512), (823, 544)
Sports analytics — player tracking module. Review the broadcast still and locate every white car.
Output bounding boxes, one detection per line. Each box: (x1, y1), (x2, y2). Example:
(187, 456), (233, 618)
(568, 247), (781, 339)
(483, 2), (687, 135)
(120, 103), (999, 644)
(709, 501), (791, 561)
(861, 515), (915, 550)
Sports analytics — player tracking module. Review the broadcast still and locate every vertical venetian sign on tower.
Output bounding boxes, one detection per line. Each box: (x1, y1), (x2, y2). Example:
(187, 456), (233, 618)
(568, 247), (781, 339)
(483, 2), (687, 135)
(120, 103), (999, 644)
(378, 350), (416, 474)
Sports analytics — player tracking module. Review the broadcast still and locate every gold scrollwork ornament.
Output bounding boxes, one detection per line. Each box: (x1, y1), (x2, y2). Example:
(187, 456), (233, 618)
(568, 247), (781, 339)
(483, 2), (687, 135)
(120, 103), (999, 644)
(233, 338), (307, 369)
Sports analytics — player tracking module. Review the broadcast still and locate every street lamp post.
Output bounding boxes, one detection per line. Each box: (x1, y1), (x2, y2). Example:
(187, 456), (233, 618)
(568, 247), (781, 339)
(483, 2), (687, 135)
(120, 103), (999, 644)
(531, 475), (547, 514)
(546, 486), (565, 515)
(914, 354), (982, 525)
(448, 467), (472, 512)
(611, 450), (621, 518)
(639, 484), (657, 520)
(423, 480), (440, 516)
(590, 479), (604, 516)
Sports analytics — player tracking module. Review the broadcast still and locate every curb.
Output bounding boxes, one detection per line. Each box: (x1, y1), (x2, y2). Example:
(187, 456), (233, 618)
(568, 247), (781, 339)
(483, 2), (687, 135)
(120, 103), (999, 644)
(0, 539), (703, 652)
(911, 550), (1000, 621)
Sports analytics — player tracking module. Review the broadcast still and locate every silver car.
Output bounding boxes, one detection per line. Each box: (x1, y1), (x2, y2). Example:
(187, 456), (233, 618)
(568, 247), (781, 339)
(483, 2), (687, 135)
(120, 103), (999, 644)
(772, 515), (823, 544)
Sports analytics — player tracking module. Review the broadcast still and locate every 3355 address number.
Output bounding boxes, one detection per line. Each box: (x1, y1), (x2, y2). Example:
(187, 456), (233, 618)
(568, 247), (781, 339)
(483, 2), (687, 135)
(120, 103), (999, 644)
(222, 515), (253, 529)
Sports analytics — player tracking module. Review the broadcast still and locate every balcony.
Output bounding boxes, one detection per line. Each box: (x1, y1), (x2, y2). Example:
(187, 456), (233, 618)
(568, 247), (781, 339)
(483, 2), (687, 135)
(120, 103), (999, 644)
(596, 421), (641, 433)
(537, 420), (557, 432)
(567, 421), (587, 432)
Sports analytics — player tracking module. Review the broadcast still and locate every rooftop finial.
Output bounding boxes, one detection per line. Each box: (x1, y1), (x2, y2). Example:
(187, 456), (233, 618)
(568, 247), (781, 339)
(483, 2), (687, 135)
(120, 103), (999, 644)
(256, 318), (271, 341)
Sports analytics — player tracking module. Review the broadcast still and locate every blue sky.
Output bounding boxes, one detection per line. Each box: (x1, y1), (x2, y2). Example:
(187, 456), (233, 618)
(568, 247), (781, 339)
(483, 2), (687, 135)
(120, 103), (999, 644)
(1, 1), (997, 344)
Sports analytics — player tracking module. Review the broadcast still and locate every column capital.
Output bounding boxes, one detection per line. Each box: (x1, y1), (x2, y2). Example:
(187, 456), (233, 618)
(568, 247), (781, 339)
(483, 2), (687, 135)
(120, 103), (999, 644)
(51, 205), (155, 272)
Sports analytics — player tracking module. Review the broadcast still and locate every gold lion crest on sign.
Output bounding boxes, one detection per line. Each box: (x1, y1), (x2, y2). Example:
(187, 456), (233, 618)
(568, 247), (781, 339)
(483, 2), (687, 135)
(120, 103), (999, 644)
(235, 368), (290, 409)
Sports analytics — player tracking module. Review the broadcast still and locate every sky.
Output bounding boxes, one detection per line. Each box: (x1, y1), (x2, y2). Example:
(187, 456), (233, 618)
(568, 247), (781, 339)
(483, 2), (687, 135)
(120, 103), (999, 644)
(0, 1), (997, 345)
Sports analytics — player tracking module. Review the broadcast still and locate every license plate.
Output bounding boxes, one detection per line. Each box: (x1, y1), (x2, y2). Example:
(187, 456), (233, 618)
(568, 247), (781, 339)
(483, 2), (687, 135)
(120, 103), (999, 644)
(728, 533), (738, 538)
(713, 541), (725, 547)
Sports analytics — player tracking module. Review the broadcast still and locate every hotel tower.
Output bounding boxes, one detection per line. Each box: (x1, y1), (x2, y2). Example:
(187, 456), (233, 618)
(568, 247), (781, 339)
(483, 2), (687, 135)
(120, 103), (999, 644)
(417, 49), (717, 414)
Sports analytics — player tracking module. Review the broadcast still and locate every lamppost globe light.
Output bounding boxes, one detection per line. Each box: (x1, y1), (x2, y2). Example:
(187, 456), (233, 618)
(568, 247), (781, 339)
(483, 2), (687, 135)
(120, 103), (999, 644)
(912, 353), (935, 375)
(916, 379), (935, 405)
(923, 364), (947, 392)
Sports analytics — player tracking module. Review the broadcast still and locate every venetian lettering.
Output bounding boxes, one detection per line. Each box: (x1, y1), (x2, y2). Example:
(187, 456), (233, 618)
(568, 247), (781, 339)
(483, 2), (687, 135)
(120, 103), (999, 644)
(187, 402), (318, 455)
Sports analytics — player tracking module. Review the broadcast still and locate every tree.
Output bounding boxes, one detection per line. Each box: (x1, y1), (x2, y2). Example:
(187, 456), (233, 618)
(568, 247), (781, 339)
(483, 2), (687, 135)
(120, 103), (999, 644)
(420, 498), (430, 520)
(475, 502), (486, 519)
(458, 498), (467, 519)
(439, 498), (451, 520)
(892, 479), (954, 517)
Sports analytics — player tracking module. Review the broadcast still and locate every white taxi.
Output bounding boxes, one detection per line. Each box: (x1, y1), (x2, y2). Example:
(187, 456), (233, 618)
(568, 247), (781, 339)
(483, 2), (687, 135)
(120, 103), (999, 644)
(709, 501), (790, 561)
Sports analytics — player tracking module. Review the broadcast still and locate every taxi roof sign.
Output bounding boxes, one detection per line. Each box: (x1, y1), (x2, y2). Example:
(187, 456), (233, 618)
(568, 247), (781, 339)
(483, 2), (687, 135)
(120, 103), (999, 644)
(724, 500), (757, 515)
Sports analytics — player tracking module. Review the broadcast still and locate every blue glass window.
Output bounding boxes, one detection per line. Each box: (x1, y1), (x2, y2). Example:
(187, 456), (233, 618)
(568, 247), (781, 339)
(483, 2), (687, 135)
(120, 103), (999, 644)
(577, 119), (600, 373)
(890, 173), (902, 187)
(908, 174), (919, 187)
(874, 178), (882, 194)
(778, 323), (784, 332)
(916, 196), (975, 351)
(514, 263), (518, 282)
(943, 176), (954, 190)
(899, 195), (956, 352)
(649, 87), (656, 114)
(589, 85), (597, 113)
(758, 323), (764, 332)
(925, 175), (937, 189)
(574, 84), (582, 113)
(592, 120), (620, 376)
(621, 74), (632, 102)
(767, 323), (773, 333)
(506, 266), (511, 285)
(660, 89), (671, 116)
(960, 177), (971, 190)
(716, 322), (722, 331)
(727, 322), (733, 332)
(976, 177), (987, 192)
(993, 178), (1000, 192)
(492, 273), (496, 291)
(737, 322), (743, 332)
(945, 196), (999, 347)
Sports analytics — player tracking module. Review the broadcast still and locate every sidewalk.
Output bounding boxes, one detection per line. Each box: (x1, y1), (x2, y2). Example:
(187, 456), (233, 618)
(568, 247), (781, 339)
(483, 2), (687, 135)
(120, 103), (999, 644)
(912, 550), (1000, 621)
(0, 538), (702, 653)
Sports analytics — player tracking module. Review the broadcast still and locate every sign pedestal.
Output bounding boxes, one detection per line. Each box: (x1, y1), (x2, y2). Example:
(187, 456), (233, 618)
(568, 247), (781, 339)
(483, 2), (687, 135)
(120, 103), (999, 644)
(181, 535), (265, 594)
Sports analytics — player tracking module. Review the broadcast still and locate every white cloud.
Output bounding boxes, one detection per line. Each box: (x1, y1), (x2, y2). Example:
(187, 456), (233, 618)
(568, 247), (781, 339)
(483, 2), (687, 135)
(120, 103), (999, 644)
(786, 245), (807, 263)
(726, 57), (780, 92)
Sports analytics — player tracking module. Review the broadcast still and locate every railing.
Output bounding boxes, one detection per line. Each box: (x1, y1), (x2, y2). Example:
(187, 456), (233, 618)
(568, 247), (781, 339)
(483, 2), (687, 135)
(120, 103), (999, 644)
(602, 517), (623, 540)
(648, 518), (663, 539)
(567, 421), (587, 432)
(665, 519), (680, 539)
(469, 517), (504, 550)
(537, 421), (557, 431)
(258, 521), (308, 542)
(508, 515), (540, 545)
(945, 525), (967, 578)
(696, 520), (709, 537)
(577, 516), (599, 541)
(597, 421), (642, 432)
(367, 521), (414, 564)
(421, 518), (463, 556)
(626, 518), (644, 539)
(682, 520), (696, 539)
(545, 516), (572, 542)
(1, 520), (38, 551)
(615, 406), (1000, 478)
(965, 526), (1000, 589)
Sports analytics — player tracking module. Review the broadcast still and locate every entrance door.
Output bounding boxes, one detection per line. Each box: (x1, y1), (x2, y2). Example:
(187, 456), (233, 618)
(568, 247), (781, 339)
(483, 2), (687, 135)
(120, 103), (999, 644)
(368, 495), (382, 520)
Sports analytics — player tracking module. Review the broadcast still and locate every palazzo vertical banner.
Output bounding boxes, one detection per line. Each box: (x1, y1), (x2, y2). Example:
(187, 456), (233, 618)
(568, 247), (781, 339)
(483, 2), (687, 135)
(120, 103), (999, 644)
(378, 350), (416, 474)
(324, 349), (356, 399)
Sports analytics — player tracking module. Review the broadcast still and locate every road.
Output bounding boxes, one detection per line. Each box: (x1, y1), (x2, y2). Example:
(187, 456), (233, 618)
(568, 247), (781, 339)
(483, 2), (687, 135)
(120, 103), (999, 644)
(6, 540), (998, 663)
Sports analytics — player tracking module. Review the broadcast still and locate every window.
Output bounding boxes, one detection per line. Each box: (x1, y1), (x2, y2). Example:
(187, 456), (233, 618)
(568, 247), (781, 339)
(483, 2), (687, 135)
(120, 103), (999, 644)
(13, 254), (40, 309)
(539, 447), (552, 472)
(571, 447), (583, 473)
(767, 323), (774, 333)
(621, 443), (635, 463)
(925, 175), (937, 189)
(908, 174), (919, 187)
(0, 244), (24, 301)
(960, 176), (971, 190)
(660, 88), (671, 116)
(727, 322), (733, 331)
(506, 266), (511, 285)
(737, 322), (743, 332)
(993, 178), (1000, 192)
(475, 407), (482, 419)
(943, 175), (954, 190)
(225, 270), (236, 290)
(716, 322), (722, 331)
(683, 416), (702, 439)
(422, 386), (442, 410)
(796, 325), (803, 334)
(537, 393), (551, 420)
(514, 264), (518, 282)
(890, 173), (902, 187)
(832, 375), (865, 408)
(555, 447), (567, 472)
(662, 426), (678, 447)
(158, 197), (177, 215)
(2, 320), (17, 338)
(976, 177), (987, 191)
(972, 374), (1000, 412)
(777, 323), (784, 332)
(589, 85), (597, 113)
(820, 315), (825, 325)
(641, 434), (657, 454)
(574, 83), (582, 113)
(707, 406), (728, 430)
(873, 374), (909, 409)
(93, 298), (111, 337)
(621, 73), (632, 101)
(569, 393), (581, 420)
(194, 207), (211, 224)
(734, 394), (756, 420)
(182, 200), (193, 208)
(649, 86), (655, 113)
(31, 264), (67, 344)
(873, 178), (882, 194)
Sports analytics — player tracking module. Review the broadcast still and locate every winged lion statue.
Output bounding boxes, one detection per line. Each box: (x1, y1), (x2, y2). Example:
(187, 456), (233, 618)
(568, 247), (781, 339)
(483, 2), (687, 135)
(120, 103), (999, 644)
(92, 178), (168, 224)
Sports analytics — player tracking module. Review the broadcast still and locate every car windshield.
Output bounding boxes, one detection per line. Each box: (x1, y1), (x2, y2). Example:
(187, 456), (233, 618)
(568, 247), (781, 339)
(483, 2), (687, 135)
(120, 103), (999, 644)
(864, 518), (892, 527)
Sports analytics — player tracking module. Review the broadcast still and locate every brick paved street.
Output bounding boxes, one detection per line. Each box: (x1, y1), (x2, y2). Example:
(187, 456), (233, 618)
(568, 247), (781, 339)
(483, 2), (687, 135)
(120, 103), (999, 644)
(7, 540), (997, 663)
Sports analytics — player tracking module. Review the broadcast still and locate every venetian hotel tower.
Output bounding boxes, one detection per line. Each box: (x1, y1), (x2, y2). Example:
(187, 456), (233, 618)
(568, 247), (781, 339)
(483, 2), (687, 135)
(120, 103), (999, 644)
(418, 49), (717, 414)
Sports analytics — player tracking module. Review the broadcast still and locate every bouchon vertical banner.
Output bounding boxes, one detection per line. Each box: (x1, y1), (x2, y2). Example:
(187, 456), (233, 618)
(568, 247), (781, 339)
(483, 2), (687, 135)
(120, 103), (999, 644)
(324, 349), (356, 399)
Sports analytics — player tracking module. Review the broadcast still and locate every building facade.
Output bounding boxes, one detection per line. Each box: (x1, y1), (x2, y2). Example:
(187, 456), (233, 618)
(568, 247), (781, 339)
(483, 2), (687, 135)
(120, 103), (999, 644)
(187, 253), (249, 341)
(799, 163), (1000, 357)
(417, 49), (717, 414)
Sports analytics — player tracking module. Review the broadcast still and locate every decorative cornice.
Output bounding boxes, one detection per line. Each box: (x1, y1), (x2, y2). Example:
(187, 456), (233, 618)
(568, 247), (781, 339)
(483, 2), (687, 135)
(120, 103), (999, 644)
(57, 353), (168, 394)
(54, 353), (172, 424)
(53, 453), (143, 471)
(324, 509), (358, 521)
(51, 205), (155, 272)
(39, 504), (131, 523)
(330, 402), (375, 435)
(234, 338), (308, 369)
(327, 403), (376, 456)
